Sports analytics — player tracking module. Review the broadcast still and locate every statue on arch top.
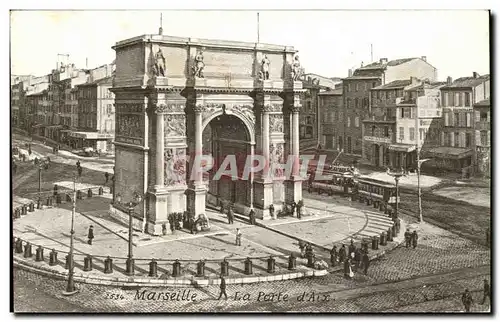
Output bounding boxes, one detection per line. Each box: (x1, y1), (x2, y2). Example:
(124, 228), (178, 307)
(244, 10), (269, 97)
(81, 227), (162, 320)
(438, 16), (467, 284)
(153, 49), (166, 77)
(291, 55), (303, 81)
(193, 51), (205, 78)
(260, 54), (270, 80)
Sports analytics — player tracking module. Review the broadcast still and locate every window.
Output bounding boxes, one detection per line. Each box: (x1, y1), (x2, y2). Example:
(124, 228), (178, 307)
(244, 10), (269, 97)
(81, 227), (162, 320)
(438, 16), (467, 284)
(399, 127), (404, 141)
(376, 91), (380, 99)
(346, 98), (350, 108)
(371, 126), (376, 136)
(454, 132), (460, 147)
(354, 98), (359, 108)
(384, 126), (389, 137)
(454, 112), (460, 126)
(347, 117), (351, 127)
(363, 97), (369, 108)
(480, 112), (488, 121)
(331, 111), (336, 122)
(480, 131), (488, 146)
(372, 82), (377, 88)
(403, 108), (410, 118)
(444, 112), (450, 126)
(458, 93), (463, 106)
(410, 127), (415, 141)
(355, 117), (359, 127)
(465, 133), (472, 148)
(355, 83), (359, 92)
(466, 113), (471, 127)
(455, 93), (460, 107)
(464, 92), (471, 106)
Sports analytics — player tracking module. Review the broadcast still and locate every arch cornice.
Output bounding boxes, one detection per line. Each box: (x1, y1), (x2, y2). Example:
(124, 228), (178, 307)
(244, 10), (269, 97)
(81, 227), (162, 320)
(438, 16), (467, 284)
(201, 104), (256, 145)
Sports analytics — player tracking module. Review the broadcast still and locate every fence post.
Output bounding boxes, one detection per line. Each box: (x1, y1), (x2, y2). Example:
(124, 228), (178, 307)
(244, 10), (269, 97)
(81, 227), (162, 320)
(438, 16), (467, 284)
(84, 255), (93, 272)
(49, 249), (58, 266)
(244, 258), (253, 275)
(35, 246), (44, 261)
(149, 259), (158, 277)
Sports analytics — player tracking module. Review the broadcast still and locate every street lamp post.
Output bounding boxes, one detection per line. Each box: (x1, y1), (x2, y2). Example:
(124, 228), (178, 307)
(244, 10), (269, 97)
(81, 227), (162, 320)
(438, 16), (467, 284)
(62, 176), (78, 296)
(386, 167), (405, 220)
(116, 192), (143, 276)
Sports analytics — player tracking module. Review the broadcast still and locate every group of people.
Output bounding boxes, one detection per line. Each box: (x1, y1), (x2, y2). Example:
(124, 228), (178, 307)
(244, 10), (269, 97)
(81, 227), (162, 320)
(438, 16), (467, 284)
(404, 228), (419, 248)
(329, 239), (371, 278)
(298, 241), (315, 260)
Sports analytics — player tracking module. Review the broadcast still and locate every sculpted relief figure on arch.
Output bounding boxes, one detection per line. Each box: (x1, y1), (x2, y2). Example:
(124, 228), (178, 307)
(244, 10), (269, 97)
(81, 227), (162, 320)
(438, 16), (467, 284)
(153, 48), (166, 77)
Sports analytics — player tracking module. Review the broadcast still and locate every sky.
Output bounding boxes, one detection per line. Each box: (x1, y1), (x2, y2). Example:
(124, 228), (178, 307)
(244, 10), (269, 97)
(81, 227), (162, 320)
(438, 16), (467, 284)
(10, 10), (490, 80)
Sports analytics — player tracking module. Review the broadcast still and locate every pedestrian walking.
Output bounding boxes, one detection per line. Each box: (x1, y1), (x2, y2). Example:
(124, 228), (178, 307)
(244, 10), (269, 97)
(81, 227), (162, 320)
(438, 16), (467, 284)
(235, 228), (242, 246)
(362, 252), (370, 275)
(481, 279), (491, 305)
(412, 230), (418, 249)
(299, 240), (306, 258)
(219, 202), (225, 215)
(462, 289), (474, 312)
(297, 200), (303, 219)
(105, 172), (109, 184)
(77, 166), (83, 178)
(348, 239), (356, 259)
(227, 206), (234, 224)
(28, 146), (32, 155)
(87, 225), (94, 245)
(218, 275), (228, 300)
(338, 244), (346, 264)
(354, 248), (362, 269)
(330, 245), (338, 266)
(290, 201), (297, 217)
(344, 258), (354, 279)
(405, 228), (411, 248)
(269, 204), (275, 219)
(76, 160), (81, 168)
(248, 208), (256, 225)
(189, 215), (196, 234)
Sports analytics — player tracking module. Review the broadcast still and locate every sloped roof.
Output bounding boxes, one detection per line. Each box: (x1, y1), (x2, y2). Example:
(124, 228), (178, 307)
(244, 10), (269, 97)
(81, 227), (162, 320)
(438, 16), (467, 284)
(358, 58), (417, 70)
(474, 98), (490, 107)
(318, 88), (343, 96)
(372, 79), (412, 90)
(441, 74), (490, 89)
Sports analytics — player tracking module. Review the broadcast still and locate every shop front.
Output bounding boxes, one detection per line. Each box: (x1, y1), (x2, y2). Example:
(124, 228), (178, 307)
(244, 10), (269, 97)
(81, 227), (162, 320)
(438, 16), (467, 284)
(388, 143), (416, 171)
(68, 131), (115, 153)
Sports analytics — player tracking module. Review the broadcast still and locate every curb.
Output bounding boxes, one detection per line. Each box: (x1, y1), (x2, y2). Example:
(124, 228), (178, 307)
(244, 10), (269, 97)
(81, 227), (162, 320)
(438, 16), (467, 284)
(13, 256), (327, 288)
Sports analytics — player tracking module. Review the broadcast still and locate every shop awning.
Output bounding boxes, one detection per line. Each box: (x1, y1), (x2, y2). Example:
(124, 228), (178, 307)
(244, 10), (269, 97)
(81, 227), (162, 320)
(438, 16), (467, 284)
(425, 147), (473, 160)
(69, 131), (115, 140)
(388, 144), (416, 153)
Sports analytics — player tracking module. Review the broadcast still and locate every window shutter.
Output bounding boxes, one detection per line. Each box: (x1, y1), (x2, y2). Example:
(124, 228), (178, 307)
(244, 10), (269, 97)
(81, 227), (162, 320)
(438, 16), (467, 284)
(450, 133), (454, 147)
(475, 110), (480, 122)
(460, 132), (465, 148)
(444, 112), (449, 126)
(475, 130), (481, 146)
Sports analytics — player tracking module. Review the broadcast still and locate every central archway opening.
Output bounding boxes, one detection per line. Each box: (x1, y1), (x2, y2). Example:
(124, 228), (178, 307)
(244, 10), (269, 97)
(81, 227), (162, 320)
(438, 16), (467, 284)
(203, 113), (252, 211)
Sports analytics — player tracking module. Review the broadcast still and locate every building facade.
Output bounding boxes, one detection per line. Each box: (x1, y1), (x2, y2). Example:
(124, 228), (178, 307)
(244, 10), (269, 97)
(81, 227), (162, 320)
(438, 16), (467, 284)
(425, 73), (490, 173)
(318, 88), (343, 151)
(474, 98), (490, 177)
(364, 77), (444, 169)
(74, 75), (115, 152)
(343, 57), (437, 159)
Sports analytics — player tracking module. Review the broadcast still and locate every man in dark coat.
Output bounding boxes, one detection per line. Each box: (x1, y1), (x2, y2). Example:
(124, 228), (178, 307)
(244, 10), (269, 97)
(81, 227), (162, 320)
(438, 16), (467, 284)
(227, 206), (234, 224)
(481, 279), (491, 305)
(348, 239), (356, 259)
(330, 245), (338, 267)
(404, 228), (411, 248)
(218, 275), (228, 300)
(362, 252), (370, 275)
(412, 230), (418, 249)
(462, 289), (473, 312)
(87, 225), (94, 245)
(338, 244), (346, 264)
(249, 208), (256, 225)
(105, 172), (109, 184)
(290, 201), (297, 217)
(189, 215), (196, 234)
(269, 204), (275, 218)
(354, 248), (362, 269)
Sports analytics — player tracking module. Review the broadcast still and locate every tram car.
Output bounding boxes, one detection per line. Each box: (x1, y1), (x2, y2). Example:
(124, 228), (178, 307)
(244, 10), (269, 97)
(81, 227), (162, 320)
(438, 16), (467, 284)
(353, 177), (400, 212)
(307, 168), (355, 196)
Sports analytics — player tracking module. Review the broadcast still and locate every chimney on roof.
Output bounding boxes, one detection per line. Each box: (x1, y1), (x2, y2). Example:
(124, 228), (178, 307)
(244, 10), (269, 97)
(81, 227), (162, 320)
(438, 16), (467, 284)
(348, 69), (353, 77)
(361, 61), (364, 67)
(447, 76), (453, 85)
(473, 72), (479, 78)
(421, 56), (427, 62)
(380, 58), (388, 64)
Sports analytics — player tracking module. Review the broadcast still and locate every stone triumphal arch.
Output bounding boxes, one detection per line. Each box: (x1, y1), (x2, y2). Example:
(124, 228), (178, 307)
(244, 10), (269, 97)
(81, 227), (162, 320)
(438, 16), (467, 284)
(109, 33), (305, 235)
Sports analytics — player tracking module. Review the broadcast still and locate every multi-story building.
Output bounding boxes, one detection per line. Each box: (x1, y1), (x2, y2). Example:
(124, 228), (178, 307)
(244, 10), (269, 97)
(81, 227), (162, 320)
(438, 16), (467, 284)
(72, 63), (115, 152)
(363, 77), (445, 169)
(342, 57), (437, 159)
(424, 73), (490, 174)
(24, 75), (50, 136)
(11, 75), (34, 129)
(318, 87), (343, 151)
(474, 98), (490, 177)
